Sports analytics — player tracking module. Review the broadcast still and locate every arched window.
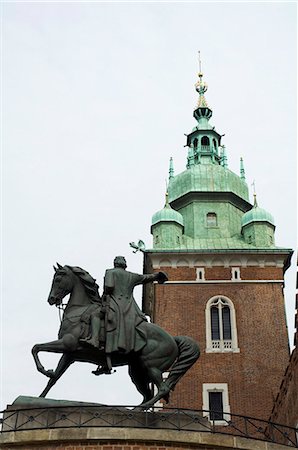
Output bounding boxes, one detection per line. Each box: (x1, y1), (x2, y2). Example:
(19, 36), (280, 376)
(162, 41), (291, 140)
(205, 296), (239, 353)
(213, 138), (217, 149)
(201, 136), (210, 146)
(193, 138), (198, 148)
(206, 212), (217, 227)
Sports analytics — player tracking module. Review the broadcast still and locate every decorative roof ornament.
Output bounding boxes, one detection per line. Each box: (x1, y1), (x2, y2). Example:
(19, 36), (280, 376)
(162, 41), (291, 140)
(169, 157), (174, 180)
(221, 145), (228, 168)
(129, 240), (146, 253)
(195, 51), (209, 108)
(165, 189), (170, 208)
(251, 180), (258, 207)
(240, 157), (246, 181)
(193, 52), (212, 123)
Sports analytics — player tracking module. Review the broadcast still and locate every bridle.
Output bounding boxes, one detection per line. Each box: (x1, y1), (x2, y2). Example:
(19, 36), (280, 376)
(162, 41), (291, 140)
(56, 302), (67, 323)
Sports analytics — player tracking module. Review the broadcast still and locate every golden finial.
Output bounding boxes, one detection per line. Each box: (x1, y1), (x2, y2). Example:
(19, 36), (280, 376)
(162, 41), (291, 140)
(195, 51), (208, 107)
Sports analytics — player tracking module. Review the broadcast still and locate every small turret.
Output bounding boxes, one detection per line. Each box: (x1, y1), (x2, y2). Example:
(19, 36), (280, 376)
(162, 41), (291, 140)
(151, 192), (184, 249)
(241, 194), (275, 247)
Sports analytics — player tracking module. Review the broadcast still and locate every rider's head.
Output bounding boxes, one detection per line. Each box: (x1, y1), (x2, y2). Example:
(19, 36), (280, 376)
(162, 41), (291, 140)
(114, 256), (127, 269)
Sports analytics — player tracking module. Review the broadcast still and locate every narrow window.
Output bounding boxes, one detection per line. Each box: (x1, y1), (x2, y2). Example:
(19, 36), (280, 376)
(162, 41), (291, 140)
(207, 212), (217, 227)
(202, 383), (231, 425)
(196, 268), (205, 281)
(222, 307), (232, 340)
(209, 392), (224, 421)
(231, 267), (241, 281)
(155, 235), (159, 244)
(193, 138), (198, 148)
(211, 307), (220, 340)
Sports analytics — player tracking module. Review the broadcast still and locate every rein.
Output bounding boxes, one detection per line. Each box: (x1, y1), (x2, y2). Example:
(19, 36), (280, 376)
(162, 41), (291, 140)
(56, 303), (67, 324)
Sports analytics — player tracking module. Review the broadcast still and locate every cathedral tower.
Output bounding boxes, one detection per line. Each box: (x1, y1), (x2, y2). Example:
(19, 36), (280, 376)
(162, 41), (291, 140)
(143, 68), (292, 422)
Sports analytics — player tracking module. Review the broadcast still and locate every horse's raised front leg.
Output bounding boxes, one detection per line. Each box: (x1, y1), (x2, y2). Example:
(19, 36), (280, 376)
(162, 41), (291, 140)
(32, 333), (78, 377)
(40, 353), (74, 398)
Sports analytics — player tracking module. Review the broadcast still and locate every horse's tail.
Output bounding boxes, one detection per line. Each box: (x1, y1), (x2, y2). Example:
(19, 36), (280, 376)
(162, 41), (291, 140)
(165, 336), (200, 395)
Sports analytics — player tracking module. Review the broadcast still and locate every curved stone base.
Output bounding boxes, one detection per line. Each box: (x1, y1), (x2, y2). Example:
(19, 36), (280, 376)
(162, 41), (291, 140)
(0, 427), (292, 450)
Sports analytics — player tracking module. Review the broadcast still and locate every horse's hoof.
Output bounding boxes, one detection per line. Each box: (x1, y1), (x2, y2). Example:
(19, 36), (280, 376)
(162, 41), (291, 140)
(135, 403), (152, 411)
(132, 405), (144, 411)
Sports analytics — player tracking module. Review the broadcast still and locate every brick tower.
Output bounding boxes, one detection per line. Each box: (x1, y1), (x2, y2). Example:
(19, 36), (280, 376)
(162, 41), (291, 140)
(142, 68), (293, 422)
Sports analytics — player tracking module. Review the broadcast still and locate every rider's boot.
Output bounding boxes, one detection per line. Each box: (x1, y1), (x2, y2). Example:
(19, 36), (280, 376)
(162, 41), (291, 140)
(92, 365), (112, 376)
(92, 353), (112, 376)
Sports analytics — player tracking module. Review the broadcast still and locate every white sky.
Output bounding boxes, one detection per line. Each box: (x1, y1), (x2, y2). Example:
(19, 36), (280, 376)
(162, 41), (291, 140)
(1, 2), (297, 410)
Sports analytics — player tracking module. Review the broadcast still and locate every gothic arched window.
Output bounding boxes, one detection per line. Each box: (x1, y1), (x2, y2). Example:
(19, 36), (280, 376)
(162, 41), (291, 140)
(201, 136), (210, 146)
(205, 296), (239, 353)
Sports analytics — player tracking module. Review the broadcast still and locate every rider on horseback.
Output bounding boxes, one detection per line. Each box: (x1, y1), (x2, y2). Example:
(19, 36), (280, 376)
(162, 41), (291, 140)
(34, 262), (200, 404)
(81, 256), (168, 374)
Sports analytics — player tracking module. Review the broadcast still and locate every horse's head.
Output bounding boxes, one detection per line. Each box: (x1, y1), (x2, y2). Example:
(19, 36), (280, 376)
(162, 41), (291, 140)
(48, 263), (74, 306)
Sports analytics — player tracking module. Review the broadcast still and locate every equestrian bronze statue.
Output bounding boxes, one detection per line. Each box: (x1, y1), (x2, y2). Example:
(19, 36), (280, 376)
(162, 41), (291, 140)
(32, 257), (200, 408)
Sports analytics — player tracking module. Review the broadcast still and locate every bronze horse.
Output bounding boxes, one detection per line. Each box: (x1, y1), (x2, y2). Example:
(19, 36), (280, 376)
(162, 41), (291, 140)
(32, 265), (200, 407)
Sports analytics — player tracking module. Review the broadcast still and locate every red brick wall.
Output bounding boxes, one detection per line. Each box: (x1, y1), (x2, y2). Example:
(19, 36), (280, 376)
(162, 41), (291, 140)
(270, 347), (298, 429)
(269, 291), (298, 429)
(150, 265), (289, 421)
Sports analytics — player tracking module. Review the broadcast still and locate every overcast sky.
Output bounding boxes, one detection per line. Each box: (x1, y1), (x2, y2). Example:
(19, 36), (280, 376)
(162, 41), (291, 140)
(1, 2), (297, 410)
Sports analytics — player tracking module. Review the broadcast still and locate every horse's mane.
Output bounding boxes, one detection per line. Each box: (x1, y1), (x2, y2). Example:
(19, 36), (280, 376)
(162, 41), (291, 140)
(66, 266), (101, 302)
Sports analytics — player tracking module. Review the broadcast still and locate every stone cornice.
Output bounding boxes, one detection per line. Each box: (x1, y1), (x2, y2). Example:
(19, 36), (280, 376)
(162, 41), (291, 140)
(145, 249), (293, 271)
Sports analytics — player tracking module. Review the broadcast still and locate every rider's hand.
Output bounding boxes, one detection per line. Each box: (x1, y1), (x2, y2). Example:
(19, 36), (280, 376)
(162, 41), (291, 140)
(157, 271), (168, 284)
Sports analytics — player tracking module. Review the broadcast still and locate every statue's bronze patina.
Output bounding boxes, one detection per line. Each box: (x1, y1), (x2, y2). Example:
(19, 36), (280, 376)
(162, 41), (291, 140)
(32, 258), (200, 408)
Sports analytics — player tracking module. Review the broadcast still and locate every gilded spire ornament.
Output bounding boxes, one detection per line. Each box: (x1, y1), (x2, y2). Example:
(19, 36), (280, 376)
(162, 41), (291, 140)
(195, 51), (209, 108)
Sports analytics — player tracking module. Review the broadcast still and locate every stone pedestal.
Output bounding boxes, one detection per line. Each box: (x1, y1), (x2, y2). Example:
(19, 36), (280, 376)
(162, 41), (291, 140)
(0, 397), (293, 450)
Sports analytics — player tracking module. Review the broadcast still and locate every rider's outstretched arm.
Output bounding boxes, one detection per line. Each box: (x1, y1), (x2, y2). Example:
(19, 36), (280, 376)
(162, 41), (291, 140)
(134, 271), (168, 286)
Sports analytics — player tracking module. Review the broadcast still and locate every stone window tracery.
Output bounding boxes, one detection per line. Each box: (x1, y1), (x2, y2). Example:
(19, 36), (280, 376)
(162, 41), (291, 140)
(205, 296), (239, 353)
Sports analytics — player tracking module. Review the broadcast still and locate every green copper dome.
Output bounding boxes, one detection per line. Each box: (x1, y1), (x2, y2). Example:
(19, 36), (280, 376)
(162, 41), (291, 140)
(168, 164), (249, 203)
(152, 203), (184, 228)
(241, 204), (275, 228)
